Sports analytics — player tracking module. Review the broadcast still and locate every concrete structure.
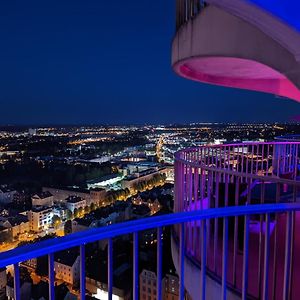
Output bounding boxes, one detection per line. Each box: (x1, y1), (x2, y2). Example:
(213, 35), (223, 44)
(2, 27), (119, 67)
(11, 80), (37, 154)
(0, 215), (29, 239)
(121, 168), (167, 191)
(126, 162), (159, 174)
(31, 192), (53, 207)
(65, 196), (86, 213)
(54, 252), (80, 286)
(87, 174), (123, 190)
(172, 0), (300, 102)
(28, 207), (53, 232)
(162, 274), (179, 300)
(139, 269), (157, 300)
(43, 187), (90, 204)
(90, 188), (106, 206)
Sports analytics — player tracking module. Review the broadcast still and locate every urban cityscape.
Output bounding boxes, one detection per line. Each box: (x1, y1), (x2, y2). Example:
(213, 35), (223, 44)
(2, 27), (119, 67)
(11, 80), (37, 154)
(1, 0), (300, 300)
(0, 123), (299, 299)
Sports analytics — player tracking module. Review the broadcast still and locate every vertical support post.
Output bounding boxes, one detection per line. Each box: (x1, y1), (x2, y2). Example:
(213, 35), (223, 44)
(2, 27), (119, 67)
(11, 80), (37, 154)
(222, 217), (228, 300)
(263, 213), (270, 300)
(241, 145), (245, 177)
(288, 211), (295, 300)
(242, 215), (249, 300)
(261, 143), (264, 175)
(214, 174), (220, 272)
(294, 144), (298, 179)
(157, 227), (163, 300)
(283, 212), (292, 300)
(14, 263), (20, 300)
(201, 220), (207, 300)
(258, 181), (265, 299)
(206, 171), (212, 264)
(179, 223), (185, 300)
(80, 244), (85, 300)
(233, 176), (240, 286)
(272, 183), (280, 299)
(266, 144), (270, 176)
(224, 174), (229, 207)
(108, 238), (113, 300)
(256, 144), (259, 174)
(48, 253), (55, 300)
(133, 232), (139, 300)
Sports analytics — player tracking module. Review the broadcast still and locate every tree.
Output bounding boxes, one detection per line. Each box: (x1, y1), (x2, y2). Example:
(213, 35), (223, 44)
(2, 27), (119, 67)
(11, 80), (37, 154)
(124, 188), (130, 197)
(84, 205), (90, 214)
(108, 195), (114, 204)
(78, 207), (84, 217)
(74, 208), (79, 218)
(52, 215), (61, 228)
(65, 209), (73, 220)
(90, 202), (96, 211)
(64, 220), (72, 235)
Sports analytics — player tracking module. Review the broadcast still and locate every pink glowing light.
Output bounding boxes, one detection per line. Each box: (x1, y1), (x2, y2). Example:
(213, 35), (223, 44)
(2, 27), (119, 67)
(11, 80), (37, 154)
(174, 56), (300, 102)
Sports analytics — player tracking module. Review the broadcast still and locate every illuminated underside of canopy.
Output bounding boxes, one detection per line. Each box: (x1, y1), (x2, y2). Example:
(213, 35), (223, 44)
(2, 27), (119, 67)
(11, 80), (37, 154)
(172, 2), (300, 102)
(174, 56), (300, 101)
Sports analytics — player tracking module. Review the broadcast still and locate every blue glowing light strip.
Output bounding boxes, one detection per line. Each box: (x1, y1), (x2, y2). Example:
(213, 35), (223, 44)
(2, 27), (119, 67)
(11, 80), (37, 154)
(0, 203), (300, 268)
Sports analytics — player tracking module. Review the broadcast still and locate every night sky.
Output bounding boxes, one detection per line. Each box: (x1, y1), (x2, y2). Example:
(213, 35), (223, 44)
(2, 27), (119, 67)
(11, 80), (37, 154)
(1, 0), (300, 125)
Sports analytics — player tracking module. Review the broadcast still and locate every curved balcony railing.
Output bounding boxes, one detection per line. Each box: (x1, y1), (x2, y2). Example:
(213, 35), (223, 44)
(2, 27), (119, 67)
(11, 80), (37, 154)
(174, 142), (300, 299)
(0, 203), (300, 300)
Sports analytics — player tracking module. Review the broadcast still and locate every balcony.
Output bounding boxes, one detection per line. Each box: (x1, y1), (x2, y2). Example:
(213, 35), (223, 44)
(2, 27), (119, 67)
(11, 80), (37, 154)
(172, 0), (300, 102)
(0, 142), (300, 299)
(173, 142), (300, 299)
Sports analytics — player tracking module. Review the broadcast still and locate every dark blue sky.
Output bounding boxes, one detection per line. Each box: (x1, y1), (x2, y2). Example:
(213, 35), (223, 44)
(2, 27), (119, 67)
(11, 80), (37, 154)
(0, 0), (300, 125)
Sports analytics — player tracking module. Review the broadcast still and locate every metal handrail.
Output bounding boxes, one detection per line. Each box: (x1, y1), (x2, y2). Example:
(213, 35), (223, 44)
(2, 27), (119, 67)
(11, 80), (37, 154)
(175, 157), (300, 186)
(175, 141), (300, 185)
(0, 203), (299, 268)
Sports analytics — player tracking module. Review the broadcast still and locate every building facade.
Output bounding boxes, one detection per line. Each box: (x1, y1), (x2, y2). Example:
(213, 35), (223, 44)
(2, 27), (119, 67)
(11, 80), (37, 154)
(28, 207), (53, 232)
(139, 269), (157, 300)
(54, 254), (80, 286)
(31, 192), (54, 207)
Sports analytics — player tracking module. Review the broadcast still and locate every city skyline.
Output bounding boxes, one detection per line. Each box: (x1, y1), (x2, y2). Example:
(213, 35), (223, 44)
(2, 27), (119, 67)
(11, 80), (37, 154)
(1, 1), (300, 300)
(1, 0), (300, 125)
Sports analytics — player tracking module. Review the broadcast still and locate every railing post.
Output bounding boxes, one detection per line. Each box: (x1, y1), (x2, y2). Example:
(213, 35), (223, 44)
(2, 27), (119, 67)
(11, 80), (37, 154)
(222, 217), (228, 300)
(289, 211), (295, 300)
(133, 232), (139, 300)
(258, 181), (266, 299)
(14, 263), (20, 300)
(108, 238), (113, 300)
(157, 227), (163, 300)
(283, 212), (292, 300)
(272, 183), (280, 298)
(263, 213), (270, 300)
(233, 176), (240, 286)
(242, 215), (249, 300)
(179, 223), (185, 300)
(80, 244), (85, 300)
(201, 219), (207, 300)
(214, 174), (220, 272)
(48, 253), (55, 300)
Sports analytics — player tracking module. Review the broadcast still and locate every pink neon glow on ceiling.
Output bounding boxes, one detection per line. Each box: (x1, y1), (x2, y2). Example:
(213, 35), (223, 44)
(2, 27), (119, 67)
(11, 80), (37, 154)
(174, 56), (300, 102)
